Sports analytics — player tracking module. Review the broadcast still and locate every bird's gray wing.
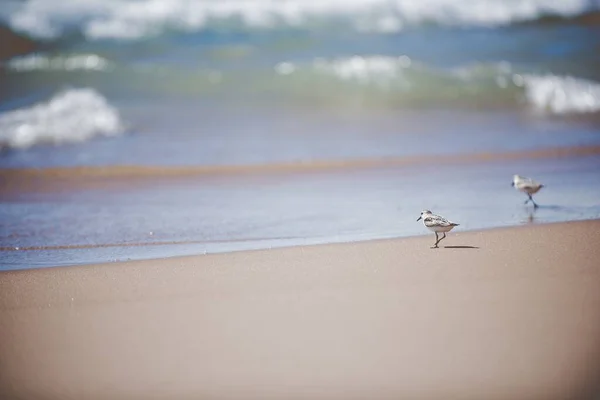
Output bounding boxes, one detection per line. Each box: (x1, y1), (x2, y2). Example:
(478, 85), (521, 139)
(424, 215), (453, 227)
(523, 177), (541, 187)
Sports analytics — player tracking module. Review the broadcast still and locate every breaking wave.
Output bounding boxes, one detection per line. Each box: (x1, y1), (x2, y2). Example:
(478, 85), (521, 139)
(3, 0), (599, 40)
(271, 57), (600, 115)
(524, 74), (600, 114)
(5, 54), (599, 117)
(0, 88), (125, 150)
(4, 53), (112, 72)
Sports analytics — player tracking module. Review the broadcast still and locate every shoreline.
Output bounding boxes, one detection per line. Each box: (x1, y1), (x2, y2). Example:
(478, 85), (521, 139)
(2, 220), (600, 399)
(2, 149), (599, 270)
(0, 219), (597, 270)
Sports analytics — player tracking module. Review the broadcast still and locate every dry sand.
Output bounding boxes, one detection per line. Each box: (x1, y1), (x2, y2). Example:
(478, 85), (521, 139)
(1, 220), (600, 400)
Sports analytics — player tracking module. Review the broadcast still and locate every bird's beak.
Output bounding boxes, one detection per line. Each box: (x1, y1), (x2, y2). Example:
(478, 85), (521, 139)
(417, 216), (422, 221)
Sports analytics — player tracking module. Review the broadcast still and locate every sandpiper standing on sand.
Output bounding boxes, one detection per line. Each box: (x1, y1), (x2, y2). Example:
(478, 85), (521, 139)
(417, 210), (460, 249)
(512, 175), (544, 208)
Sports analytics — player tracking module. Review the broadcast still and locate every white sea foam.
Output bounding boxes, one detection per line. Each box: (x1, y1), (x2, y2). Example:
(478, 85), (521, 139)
(311, 56), (413, 88)
(6, 53), (111, 72)
(523, 74), (600, 114)
(276, 56), (412, 78)
(5, 0), (599, 39)
(0, 88), (124, 149)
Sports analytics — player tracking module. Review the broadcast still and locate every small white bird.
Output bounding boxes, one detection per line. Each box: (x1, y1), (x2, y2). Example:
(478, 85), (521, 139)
(417, 210), (460, 249)
(512, 175), (544, 208)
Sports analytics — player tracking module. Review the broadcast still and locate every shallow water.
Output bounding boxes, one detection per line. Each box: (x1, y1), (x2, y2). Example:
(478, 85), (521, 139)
(2, 153), (599, 269)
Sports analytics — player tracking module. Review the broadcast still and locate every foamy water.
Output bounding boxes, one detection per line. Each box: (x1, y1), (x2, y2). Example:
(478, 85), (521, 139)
(524, 74), (600, 114)
(3, 53), (600, 150)
(279, 57), (600, 114)
(5, 0), (599, 39)
(5, 53), (112, 72)
(0, 89), (124, 150)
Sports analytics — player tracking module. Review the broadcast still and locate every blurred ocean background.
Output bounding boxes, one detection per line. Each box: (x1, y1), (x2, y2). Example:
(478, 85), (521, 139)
(1, 0), (600, 269)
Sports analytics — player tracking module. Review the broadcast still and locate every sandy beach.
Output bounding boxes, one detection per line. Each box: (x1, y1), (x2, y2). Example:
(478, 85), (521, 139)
(2, 2), (600, 399)
(1, 220), (599, 400)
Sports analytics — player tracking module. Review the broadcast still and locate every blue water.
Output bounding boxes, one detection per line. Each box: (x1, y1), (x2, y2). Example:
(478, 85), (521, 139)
(1, 0), (600, 269)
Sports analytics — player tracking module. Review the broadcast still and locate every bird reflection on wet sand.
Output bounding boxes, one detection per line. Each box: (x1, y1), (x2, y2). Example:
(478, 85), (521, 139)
(523, 208), (537, 224)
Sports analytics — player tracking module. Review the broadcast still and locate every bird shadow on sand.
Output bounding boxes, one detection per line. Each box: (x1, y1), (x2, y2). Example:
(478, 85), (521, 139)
(443, 245), (479, 249)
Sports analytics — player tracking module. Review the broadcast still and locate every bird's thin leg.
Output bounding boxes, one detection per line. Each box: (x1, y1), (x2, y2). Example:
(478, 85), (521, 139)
(432, 232), (439, 248)
(531, 196), (539, 208)
(439, 232), (447, 246)
(526, 194), (539, 208)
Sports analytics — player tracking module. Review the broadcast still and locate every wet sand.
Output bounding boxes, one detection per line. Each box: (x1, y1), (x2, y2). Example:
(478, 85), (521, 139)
(2, 144), (600, 197)
(1, 220), (600, 400)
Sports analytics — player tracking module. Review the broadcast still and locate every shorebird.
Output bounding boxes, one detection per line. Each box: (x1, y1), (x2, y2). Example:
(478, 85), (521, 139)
(417, 210), (459, 249)
(512, 175), (544, 208)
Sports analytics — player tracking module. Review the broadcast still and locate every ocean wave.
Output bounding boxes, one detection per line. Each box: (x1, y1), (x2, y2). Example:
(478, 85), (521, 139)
(4, 53), (112, 71)
(523, 74), (600, 114)
(3, 0), (599, 40)
(271, 57), (600, 115)
(4, 54), (599, 119)
(0, 88), (124, 150)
